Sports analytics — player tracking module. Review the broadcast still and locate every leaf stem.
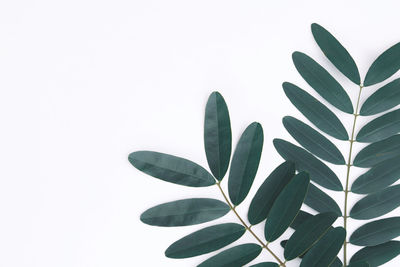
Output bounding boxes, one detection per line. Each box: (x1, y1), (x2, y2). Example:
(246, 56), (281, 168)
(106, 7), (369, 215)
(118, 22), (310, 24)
(343, 84), (363, 266)
(216, 182), (285, 266)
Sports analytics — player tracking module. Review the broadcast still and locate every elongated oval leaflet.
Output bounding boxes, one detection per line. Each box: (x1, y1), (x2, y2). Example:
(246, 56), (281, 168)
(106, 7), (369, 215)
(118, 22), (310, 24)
(140, 198), (230, 226)
(273, 139), (342, 191)
(348, 262), (370, 267)
(304, 183), (342, 216)
(284, 212), (338, 260)
(228, 122), (263, 205)
(351, 156), (400, 194)
(353, 135), (400, 167)
(165, 223), (245, 258)
(128, 151), (215, 187)
(247, 161), (295, 225)
(283, 116), (345, 165)
(350, 184), (400, 220)
(292, 51), (354, 114)
(311, 23), (360, 84)
(350, 217), (400, 246)
(198, 243), (262, 267)
(204, 91), (232, 180)
(360, 78), (400, 116)
(299, 227), (346, 267)
(290, 210), (313, 230)
(350, 241), (400, 266)
(364, 42), (400, 86)
(356, 108), (400, 143)
(264, 172), (310, 242)
(249, 263), (279, 267)
(283, 82), (349, 140)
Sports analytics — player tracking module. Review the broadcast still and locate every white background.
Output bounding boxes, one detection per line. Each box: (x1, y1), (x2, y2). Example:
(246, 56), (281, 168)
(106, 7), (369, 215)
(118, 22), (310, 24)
(1, 0), (400, 266)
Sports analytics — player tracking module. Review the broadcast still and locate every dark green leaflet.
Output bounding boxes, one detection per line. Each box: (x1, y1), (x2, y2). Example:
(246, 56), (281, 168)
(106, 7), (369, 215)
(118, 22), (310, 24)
(273, 139), (342, 191)
(247, 161), (295, 225)
(304, 183), (342, 216)
(264, 172), (310, 242)
(283, 82), (348, 140)
(300, 227), (346, 267)
(290, 210), (313, 230)
(197, 243), (262, 267)
(281, 240), (307, 258)
(356, 108), (400, 143)
(331, 258), (344, 267)
(350, 241), (400, 267)
(350, 184), (400, 220)
(249, 263), (279, 267)
(350, 217), (400, 246)
(360, 78), (400, 116)
(228, 122), (263, 205)
(140, 198), (229, 227)
(284, 212), (338, 260)
(165, 223), (245, 258)
(351, 157), (400, 194)
(283, 116), (345, 165)
(204, 91), (232, 180)
(128, 151), (215, 187)
(348, 262), (370, 267)
(353, 135), (400, 167)
(292, 51), (354, 114)
(311, 23), (360, 84)
(364, 42), (400, 86)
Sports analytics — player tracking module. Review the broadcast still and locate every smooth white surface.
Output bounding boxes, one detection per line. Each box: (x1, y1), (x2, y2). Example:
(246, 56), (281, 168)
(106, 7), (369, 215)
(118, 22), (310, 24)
(1, 0), (400, 266)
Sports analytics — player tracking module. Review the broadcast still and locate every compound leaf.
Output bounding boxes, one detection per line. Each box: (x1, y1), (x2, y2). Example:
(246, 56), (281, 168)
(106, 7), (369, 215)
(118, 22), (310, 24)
(364, 43), (400, 86)
(264, 172), (310, 242)
(350, 241), (400, 267)
(311, 23), (360, 84)
(350, 184), (400, 220)
(140, 198), (230, 226)
(292, 51), (353, 113)
(165, 223), (245, 258)
(198, 243), (262, 267)
(128, 151), (215, 187)
(283, 82), (348, 140)
(350, 217), (400, 246)
(204, 91), (232, 180)
(283, 116), (345, 165)
(248, 161), (295, 225)
(304, 183), (342, 216)
(273, 139), (342, 191)
(228, 122), (263, 205)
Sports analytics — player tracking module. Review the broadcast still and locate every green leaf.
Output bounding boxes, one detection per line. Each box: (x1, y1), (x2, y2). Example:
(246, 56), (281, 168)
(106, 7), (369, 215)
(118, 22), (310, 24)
(364, 42), (400, 86)
(350, 241), (400, 266)
(290, 210), (313, 230)
(331, 258), (344, 267)
(249, 263), (279, 267)
(165, 223), (245, 258)
(284, 212), (338, 260)
(353, 135), (400, 167)
(356, 108), (400, 143)
(304, 183), (342, 216)
(360, 78), (400, 116)
(352, 157), (400, 194)
(204, 91), (232, 180)
(348, 261), (370, 267)
(198, 243), (262, 267)
(283, 82), (349, 140)
(247, 161), (295, 225)
(228, 122), (263, 205)
(350, 217), (400, 246)
(350, 184), (400, 220)
(140, 198), (230, 226)
(300, 227), (346, 267)
(283, 116), (345, 164)
(264, 172), (310, 242)
(128, 151), (215, 187)
(273, 139), (342, 191)
(311, 23), (360, 84)
(292, 51), (354, 114)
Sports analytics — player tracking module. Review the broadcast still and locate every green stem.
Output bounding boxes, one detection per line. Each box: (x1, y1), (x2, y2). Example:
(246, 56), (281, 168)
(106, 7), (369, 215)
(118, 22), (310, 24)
(216, 182), (285, 266)
(343, 85), (363, 266)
